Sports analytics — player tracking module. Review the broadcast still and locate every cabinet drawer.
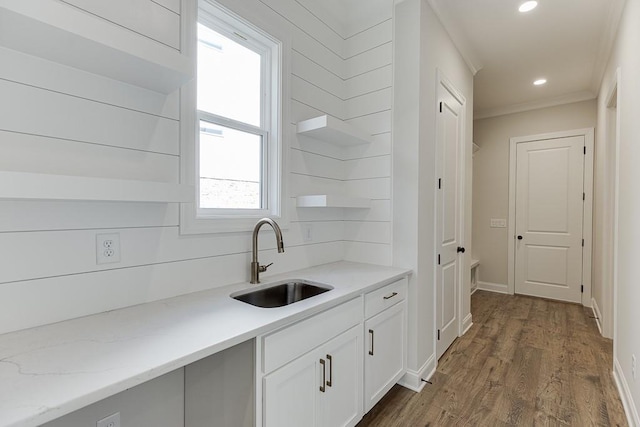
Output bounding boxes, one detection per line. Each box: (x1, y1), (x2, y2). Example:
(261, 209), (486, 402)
(262, 297), (362, 374)
(364, 277), (407, 319)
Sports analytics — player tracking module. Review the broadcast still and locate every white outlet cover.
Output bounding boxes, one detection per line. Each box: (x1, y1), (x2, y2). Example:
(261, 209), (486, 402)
(301, 223), (313, 243)
(96, 233), (121, 264)
(97, 412), (120, 427)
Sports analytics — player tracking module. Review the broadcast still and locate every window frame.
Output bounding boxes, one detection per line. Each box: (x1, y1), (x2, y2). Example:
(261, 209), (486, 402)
(180, 0), (289, 234)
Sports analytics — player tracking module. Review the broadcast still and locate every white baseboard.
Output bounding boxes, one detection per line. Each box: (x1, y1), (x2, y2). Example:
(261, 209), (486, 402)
(462, 313), (473, 335)
(591, 297), (603, 336)
(614, 357), (640, 426)
(477, 281), (509, 294)
(398, 353), (436, 392)
(470, 286), (479, 295)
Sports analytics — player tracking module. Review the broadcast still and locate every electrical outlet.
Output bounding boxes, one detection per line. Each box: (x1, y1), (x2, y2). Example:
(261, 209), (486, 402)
(97, 412), (120, 427)
(96, 233), (121, 264)
(302, 223), (313, 243)
(633, 354), (637, 380)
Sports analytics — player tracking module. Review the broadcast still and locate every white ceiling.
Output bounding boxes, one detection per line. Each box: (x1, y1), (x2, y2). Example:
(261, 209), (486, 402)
(429, 0), (626, 118)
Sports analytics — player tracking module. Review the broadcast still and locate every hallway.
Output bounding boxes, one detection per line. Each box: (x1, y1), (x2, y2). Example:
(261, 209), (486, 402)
(358, 291), (627, 426)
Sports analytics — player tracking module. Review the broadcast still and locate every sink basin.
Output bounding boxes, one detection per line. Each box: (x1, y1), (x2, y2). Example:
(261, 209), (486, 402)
(232, 280), (333, 308)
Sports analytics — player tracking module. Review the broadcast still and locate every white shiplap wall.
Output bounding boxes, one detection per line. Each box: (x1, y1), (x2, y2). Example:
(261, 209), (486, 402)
(280, 0), (395, 266)
(0, 0), (393, 335)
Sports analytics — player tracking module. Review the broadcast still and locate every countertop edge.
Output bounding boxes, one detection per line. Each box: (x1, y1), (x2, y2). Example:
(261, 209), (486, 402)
(1, 262), (412, 427)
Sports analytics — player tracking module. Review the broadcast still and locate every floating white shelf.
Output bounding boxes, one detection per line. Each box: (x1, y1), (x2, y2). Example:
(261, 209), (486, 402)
(297, 115), (372, 146)
(296, 195), (371, 209)
(0, 1), (191, 94)
(0, 171), (194, 203)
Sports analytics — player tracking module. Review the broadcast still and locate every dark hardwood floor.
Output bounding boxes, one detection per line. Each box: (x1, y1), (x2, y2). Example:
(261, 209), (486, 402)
(358, 291), (627, 426)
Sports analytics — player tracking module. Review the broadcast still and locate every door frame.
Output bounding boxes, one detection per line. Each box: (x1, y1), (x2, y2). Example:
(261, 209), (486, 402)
(434, 69), (467, 354)
(507, 128), (594, 306)
(606, 68), (620, 344)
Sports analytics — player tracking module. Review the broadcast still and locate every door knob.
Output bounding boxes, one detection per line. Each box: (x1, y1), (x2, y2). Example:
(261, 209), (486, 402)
(457, 247), (465, 253)
(517, 235), (523, 240)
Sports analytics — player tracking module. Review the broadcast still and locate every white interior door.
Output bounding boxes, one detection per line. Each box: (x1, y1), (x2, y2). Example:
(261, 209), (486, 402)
(515, 136), (584, 303)
(436, 82), (464, 359)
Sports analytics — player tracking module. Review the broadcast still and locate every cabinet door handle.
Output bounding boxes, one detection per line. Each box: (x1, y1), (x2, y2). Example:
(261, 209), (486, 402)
(383, 292), (398, 300)
(319, 359), (326, 392)
(326, 354), (333, 387)
(369, 329), (374, 356)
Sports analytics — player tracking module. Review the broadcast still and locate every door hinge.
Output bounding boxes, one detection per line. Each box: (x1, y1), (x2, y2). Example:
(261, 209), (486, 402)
(438, 254), (441, 265)
(437, 329), (441, 340)
(438, 178), (442, 189)
(582, 239), (585, 247)
(439, 102), (443, 113)
(583, 192), (585, 201)
(581, 285), (584, 293)
(584, 146), (586, 155)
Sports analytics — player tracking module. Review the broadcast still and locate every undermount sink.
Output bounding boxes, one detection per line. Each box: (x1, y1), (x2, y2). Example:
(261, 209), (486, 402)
(232, 280), (333, 308)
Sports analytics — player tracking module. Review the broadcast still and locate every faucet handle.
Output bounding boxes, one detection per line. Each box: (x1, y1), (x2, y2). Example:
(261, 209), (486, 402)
(259, 263), (273, 273)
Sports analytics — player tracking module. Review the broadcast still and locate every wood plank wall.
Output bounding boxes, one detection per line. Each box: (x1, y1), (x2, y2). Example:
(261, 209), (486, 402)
(0, 0), (394, 334)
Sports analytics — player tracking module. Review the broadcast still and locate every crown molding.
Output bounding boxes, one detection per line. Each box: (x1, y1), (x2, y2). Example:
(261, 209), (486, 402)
(591, 0), (627, 93)
(474, 91), (596, 120)
(427, 0), (483, 75)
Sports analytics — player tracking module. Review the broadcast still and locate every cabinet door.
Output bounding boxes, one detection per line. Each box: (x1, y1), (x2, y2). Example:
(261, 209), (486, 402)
(263, 351), (319, 427)
(318, 326), (363, 427)
(364, 302), (406, 412)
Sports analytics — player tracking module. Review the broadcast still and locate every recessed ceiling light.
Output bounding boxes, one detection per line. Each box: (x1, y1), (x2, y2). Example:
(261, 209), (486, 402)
(533, 78), (547, 86)
(519, 1), (538, 13)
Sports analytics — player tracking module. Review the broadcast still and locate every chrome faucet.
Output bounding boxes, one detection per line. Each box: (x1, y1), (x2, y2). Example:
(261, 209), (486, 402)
(250, 218), (285, 284)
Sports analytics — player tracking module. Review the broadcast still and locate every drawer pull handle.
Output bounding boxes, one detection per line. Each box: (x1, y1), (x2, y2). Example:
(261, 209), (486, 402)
(326, 354), (333, 387)
(369, 329), (374, 356)
(319, 359), (326, 392)
(383, 292), (398, 300)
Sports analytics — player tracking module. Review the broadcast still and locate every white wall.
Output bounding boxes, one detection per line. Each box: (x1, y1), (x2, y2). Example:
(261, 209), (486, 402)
(393, 0), (474, 385)
(597, 0), (640, 422)
(472, 100), (597, 289)
(0, 0), (393, 335)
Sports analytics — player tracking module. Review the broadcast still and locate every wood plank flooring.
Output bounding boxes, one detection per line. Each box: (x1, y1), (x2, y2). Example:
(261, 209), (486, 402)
(357, 291), (627, 426)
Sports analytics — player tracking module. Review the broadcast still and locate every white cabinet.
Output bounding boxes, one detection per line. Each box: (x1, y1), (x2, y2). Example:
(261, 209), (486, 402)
(363, 279), (407, 413)
(264, 326), (362, 427)
(260, 298), (363, 427)
(259, 277), (410, 426)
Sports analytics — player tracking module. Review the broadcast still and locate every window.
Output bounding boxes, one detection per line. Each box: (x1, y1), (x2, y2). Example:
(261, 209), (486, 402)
(182, 1), (286, 233)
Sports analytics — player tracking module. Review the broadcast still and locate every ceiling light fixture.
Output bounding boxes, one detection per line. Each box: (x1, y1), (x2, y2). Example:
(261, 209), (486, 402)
(519, 1), (538, 13)
(533, 78), (547, 86)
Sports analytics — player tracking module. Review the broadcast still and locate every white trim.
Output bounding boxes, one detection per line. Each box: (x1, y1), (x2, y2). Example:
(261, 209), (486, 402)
(583, 129), (595, 306)
(614, 357), (640, 426)
(507, 128), (594, 306)
(398, 353), (436, 393)
(591, 0), (627, 93)
(608, 68), (621, 353)
(461, 313), (473, 335)
(591, 297), (604, 336)
(426, 0), (482, 75)
(474, 91), (596, 120)
(180, 0), (291, 234)
(477, 281), (509, 294)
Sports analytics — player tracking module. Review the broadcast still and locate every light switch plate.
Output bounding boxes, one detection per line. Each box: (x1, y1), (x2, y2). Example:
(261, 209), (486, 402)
(490, 219), (507, 228)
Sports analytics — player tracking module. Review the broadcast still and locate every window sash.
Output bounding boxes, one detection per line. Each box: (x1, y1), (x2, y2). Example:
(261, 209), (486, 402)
(196, 111), (269, 215)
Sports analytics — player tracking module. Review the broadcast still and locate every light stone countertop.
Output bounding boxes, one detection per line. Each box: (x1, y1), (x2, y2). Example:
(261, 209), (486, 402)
(0, 261), (411, 427)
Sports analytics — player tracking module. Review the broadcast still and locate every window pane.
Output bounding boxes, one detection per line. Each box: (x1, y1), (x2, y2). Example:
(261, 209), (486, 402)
(199, 121), (262, 209)
(197, 23), (261, 127)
